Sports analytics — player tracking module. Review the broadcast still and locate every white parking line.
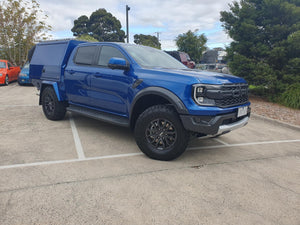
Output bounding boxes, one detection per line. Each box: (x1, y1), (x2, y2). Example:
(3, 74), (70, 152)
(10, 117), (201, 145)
(187, 139), (300, 150)
(0, 139), (299, 170)
(0, 105), (38, 107)
(214, 138), (230, 146)
(69, 115), (86, 159)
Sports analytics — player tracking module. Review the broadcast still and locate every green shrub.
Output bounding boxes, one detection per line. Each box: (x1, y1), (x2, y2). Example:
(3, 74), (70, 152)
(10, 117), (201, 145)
(249, 85), (268, 97)
(280, 83), (300, 109)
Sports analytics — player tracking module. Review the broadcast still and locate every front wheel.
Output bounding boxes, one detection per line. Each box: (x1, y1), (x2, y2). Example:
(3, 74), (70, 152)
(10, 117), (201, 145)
(5, 75), (9, 85)
(41, 86), (66, 120)
(134, 105), (189, 161)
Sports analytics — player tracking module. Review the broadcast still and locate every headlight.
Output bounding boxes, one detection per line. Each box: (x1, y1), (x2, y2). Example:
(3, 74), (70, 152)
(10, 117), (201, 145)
(192, 84), (217, 106)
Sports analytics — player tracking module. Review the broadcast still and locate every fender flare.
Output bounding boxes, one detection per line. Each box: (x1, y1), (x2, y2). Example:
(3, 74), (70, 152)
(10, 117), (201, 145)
(39, 81), (62, 104)
(130, 87), (189, 117)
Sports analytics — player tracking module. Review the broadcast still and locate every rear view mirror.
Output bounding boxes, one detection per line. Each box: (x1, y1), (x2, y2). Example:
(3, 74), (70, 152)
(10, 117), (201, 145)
(108, 58), (130, 71)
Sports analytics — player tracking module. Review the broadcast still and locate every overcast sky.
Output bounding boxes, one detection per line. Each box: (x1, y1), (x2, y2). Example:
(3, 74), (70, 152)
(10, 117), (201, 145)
(38, 0), (234, 50)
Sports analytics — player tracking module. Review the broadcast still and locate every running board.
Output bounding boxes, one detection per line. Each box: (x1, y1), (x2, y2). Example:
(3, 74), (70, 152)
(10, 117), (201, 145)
(67, 105), (130, 127)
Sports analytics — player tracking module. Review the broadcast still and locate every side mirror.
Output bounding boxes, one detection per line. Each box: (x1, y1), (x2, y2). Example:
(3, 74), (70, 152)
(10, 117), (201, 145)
(108, 58), (129, 71)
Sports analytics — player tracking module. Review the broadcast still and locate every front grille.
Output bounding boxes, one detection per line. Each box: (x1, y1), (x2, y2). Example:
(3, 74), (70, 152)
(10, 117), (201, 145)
(215, 95), (248, 108)
(193, 83), (249, 107)
(215, 84), (249, 108)
(215, 83), (249, 108)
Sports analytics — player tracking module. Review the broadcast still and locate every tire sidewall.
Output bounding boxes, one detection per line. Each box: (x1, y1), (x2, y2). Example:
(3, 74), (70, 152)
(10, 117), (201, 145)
(134, 105), (189, 161)
(41, 87), (66, 120)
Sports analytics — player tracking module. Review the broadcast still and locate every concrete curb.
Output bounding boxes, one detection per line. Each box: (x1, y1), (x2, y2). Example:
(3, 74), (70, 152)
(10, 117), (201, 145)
(251, 113), (300, 132)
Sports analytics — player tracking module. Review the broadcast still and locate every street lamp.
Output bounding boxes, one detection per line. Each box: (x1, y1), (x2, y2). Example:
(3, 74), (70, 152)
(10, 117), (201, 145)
(126, 5), (130, 43)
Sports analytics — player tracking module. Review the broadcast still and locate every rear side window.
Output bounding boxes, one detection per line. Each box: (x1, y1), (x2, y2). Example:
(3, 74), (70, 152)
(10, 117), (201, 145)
(74, 46), (97, 65)
(98, 46), (126, 67)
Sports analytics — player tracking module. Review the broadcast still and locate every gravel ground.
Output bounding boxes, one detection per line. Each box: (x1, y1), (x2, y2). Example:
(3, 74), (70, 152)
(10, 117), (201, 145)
(249, 96), (300, 126)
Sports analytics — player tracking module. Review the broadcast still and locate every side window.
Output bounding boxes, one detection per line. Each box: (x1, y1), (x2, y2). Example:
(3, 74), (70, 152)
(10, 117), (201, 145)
(74, 46), (97, 65)
(98, 46), (126, 67)
(7, 62), (12, 68)
(0, 62), (6, 69)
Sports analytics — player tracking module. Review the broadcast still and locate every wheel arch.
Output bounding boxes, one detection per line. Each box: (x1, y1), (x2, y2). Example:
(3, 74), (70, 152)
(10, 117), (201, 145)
(129, 87), (188, 130)
(39, 81), (61, 105)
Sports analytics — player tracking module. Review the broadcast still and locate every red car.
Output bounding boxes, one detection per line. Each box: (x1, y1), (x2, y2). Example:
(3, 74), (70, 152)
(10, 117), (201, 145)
(0, 59), (21, 85)
(165, 51), (196, 69)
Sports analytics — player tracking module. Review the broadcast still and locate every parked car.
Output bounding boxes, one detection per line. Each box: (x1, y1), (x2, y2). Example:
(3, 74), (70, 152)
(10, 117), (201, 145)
(18, 61), (31, 85)
(0, 59), (20, 85)
(30, 40), (250, 161)
(165, 51), (196, 69)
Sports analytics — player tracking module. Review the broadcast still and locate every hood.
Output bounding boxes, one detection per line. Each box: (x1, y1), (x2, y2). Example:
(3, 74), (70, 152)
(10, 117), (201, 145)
(146, 68), (246, 85)
(20, 67), (29, 75)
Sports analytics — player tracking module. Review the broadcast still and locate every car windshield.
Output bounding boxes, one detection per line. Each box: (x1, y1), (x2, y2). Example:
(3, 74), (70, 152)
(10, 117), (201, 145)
(23, 62), (29, 69)
(0, 62), (6, 68)
(122, 45), (187, 70)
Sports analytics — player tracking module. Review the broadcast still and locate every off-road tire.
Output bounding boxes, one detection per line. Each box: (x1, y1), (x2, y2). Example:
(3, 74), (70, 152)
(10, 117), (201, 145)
(41, 86), (66, 120)
(134, 105), (189, 161)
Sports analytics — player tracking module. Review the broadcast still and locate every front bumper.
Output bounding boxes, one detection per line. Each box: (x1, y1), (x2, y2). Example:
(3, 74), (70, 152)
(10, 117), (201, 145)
(18, 77), (31, 84)
(180, 108), (251, 135)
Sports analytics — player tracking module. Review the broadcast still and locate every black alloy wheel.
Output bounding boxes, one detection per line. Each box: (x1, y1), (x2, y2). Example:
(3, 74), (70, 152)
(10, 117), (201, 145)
(134, 105), (189, 161)
(145, 118), (177, 150)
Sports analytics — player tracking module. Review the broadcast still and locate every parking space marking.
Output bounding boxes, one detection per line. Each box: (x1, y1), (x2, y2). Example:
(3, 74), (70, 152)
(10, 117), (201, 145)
(0, 105), (37, 107)
(69, 115), (86, 159)
(0, 153), (143, 170)
(187, 139), (300, 150)
(214, 138), (230, 146)
(0, 139), (299, 170)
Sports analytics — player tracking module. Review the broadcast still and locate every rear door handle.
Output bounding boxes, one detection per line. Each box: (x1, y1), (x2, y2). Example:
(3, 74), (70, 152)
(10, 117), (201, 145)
(66, 69), (75, 74)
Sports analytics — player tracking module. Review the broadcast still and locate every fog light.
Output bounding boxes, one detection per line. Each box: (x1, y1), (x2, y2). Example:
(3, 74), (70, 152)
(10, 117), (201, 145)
(197, 97), (204, 103)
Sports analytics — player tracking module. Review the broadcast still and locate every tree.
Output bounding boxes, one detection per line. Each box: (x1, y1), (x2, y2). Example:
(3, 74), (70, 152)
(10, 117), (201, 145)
(220, 0), (300, 103)
(175, 30), (207, 63)
(134, 34), (161, 49)
(76, 34), (98, 42)
(71, 9), (125, 42)
(0, 0), (51, 65)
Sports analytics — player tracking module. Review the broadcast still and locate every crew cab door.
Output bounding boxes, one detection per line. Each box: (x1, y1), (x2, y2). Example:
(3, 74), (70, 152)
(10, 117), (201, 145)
(90, 45), (132, 115)
(64, 45), (98, 106)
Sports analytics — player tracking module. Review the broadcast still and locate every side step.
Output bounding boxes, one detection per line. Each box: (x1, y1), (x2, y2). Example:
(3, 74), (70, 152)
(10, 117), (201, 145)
(67, 105), (130, 127)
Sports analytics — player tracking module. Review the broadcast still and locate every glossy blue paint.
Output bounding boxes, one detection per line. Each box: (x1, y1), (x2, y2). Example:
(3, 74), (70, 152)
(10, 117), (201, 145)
(18, 62), (31, 84)
(31, 41), (250, 119)
(108, 57), (127, 66)
(29, 40), (85, 81)
(41, 81), (61, 101)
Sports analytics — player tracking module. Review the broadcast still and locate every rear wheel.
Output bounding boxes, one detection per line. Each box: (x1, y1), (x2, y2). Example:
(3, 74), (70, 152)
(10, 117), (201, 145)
(41, 86), (66, 120)
(134, 105), (189, 161)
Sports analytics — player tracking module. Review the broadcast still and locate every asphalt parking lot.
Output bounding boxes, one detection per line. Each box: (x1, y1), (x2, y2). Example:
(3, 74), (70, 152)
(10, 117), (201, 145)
(0, 83), (299, 225)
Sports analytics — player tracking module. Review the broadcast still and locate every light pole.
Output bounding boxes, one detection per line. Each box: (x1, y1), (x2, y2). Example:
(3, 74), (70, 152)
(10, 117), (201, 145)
(126, 5), (130, 43)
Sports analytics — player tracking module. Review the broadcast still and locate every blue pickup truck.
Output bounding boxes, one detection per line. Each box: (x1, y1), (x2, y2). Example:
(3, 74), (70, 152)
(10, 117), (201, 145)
(29, 40), (250, 161)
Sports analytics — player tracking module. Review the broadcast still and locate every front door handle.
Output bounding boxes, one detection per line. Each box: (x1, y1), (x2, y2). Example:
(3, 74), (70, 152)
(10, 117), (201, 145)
(93, 72), (102, 78)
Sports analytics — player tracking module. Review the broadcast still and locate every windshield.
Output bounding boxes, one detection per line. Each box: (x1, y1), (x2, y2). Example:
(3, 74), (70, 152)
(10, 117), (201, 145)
(0, 62), (6, 69)
(23, 62), (29, 69)
(123, 45), (187, 69)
